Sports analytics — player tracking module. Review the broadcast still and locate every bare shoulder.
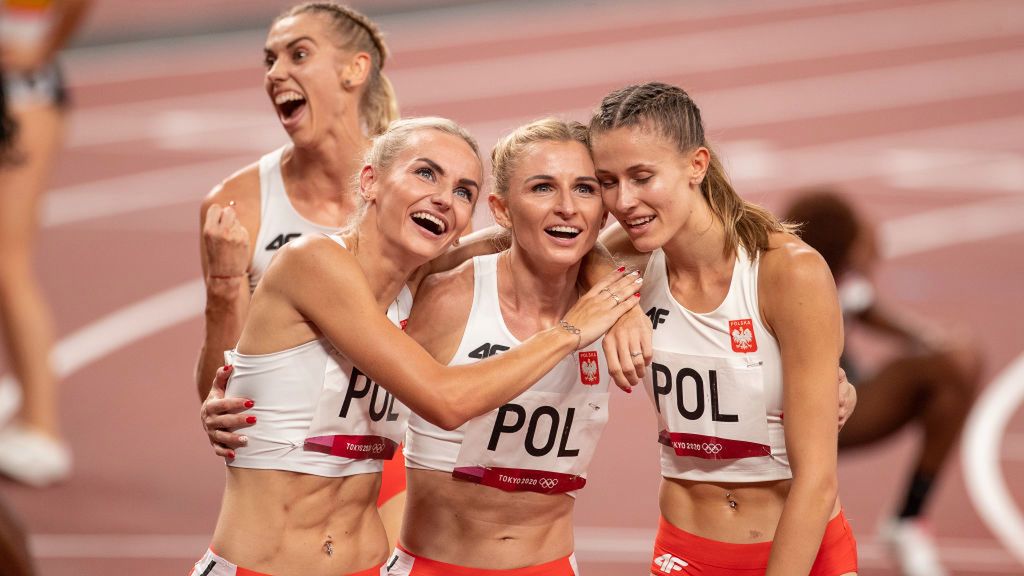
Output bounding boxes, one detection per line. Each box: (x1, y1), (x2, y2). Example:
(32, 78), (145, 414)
(412, 259), (475, 324)
(406, 259), (476, 361)
(200, 162), (261, 226)
(760, 232), (834, 289)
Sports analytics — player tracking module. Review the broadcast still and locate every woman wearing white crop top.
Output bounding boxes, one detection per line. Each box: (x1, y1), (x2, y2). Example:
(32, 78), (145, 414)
(592, 83), (858, 575)
(389, 119), (633, 575)
(190, 117), (640, 576)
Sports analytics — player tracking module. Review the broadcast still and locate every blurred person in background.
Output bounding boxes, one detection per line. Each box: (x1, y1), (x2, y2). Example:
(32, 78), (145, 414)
(784, 189), (980, 576)
(0, 59), (36, 576)
(0, 0), (91, 487)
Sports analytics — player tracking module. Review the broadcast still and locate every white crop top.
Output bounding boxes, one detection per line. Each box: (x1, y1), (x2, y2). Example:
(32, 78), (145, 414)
(226, 235), (413, 477)
(249, 146), (338, 293)
(405, 254), (610, 495)
(640, 247), (791, 482)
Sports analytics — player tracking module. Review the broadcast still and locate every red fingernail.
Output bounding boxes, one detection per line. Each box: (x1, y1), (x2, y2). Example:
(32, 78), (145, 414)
(625, 387), (632, 394)
(245, 416), (257, 424)
(244, 400), (254, 408)
(227, 451), (236, 459)
(224, 365), (234, 373)
(616, 266), (626, 272)
(634, 293), (641, 298)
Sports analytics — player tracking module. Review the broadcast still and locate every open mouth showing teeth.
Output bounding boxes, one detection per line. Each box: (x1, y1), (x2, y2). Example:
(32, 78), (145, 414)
(627, 216), (655, 227)
(275, 93), (307, 120)
(545, 226), (581, 239)
(412, 212), (446, 236)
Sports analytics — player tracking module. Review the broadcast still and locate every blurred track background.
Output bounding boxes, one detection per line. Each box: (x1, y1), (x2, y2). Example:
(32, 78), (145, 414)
(1, 0), (1022, 574)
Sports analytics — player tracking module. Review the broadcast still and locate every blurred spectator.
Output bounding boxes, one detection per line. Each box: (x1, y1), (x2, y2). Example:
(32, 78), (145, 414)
(785, 189), (981, 576)
(0, 0), (91, 487)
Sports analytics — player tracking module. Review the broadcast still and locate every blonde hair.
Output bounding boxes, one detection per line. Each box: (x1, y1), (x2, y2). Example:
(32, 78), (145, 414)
(277, 2), (399, 136)
(490, 118), (590, 200)
(352, 116), (480, 221)
(590, 82), (792, 259)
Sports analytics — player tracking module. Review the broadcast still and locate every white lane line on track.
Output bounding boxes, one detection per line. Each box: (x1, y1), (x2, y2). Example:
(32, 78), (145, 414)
(880, 196), (1024, 260)
(962, 354), (1024, 567)
(42, 156), (257, 228)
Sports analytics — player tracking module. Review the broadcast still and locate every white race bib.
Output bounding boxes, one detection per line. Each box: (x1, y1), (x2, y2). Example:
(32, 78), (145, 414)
(646, 350), (770, 460)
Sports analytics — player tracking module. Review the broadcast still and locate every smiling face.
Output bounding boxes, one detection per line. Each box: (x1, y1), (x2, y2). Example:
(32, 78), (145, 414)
(491, 140), (605, 269)
(362, 128), (482, 261)
(263, 13), (354, 144)
(591, 125), (704, 253)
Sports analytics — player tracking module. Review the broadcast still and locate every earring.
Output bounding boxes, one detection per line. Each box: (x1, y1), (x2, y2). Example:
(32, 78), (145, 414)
(343, 79), (352, 88)
(452, 237), (461, 247)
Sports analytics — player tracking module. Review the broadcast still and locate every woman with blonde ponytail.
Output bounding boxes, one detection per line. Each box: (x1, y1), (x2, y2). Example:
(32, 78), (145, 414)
(591, 82), (858, 576)
(193, 1), (411, 551)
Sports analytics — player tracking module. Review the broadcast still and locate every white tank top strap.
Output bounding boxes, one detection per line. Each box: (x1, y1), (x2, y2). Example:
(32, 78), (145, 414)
(640, 247), (790, 483)
(249, 146), (338, 292)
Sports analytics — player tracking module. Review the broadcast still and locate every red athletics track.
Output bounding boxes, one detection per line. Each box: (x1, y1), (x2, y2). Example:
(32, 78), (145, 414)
(1, 0), (1022, 574)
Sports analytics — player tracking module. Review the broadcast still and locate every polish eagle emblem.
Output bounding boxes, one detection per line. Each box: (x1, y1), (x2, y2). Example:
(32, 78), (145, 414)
(728, 319), (758, 353)
(578, 350), (600, 385)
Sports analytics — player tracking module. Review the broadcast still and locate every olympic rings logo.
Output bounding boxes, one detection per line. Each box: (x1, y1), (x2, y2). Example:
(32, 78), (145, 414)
(702, 443), (723, 454)
(539, 478), (559, 489)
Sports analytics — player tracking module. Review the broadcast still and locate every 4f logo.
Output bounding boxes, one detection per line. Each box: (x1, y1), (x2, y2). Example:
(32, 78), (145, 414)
(265, 233), (301, 250)
(469, 343), (510, 359)
(654, 553), (688, 573)
(646, 307), (669, 330)
(729, 319), (757, 353)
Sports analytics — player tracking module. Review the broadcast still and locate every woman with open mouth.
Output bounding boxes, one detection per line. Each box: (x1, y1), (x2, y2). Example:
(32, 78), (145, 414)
(190, 117), (641, 576)
(196, 2), (409, 547)
(389, 118), (645, 575)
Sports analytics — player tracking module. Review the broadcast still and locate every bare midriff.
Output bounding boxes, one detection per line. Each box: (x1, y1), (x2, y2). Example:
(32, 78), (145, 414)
(211, 468), (387, 575)
(402, 468), (575, 567)
(660, 476), (841, 543)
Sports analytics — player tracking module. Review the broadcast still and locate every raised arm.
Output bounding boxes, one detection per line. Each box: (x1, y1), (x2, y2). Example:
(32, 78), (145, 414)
(279, 236), (640, 431)
(195, 173), (259, 400)
(761, 238), (843, 576)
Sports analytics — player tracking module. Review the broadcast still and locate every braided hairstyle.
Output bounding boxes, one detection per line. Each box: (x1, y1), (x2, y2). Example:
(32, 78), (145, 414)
(276, 2), (398, 136)
(590, 82), (792, 259)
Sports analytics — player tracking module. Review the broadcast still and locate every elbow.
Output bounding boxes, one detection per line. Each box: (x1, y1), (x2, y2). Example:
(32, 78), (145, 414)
(418, 389), (471, 432)
(793, 468), (839, 506)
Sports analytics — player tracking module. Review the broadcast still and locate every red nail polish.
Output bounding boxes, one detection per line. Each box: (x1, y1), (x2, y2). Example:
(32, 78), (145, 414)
(227, 451), (235, 459)
(244, 400), (254, 408)
(625, 387), (632, 394)
(634, 292), (641, 298)
(245, 416), (257, 424)
(224, 364), (233, 373)
(616, 266), (626, 272)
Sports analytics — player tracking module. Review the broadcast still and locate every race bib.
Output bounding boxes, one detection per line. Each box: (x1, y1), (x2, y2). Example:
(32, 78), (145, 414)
(646, 350), (770, 460)
(453, 389), (609, 495)
(305, 352), (408, 460)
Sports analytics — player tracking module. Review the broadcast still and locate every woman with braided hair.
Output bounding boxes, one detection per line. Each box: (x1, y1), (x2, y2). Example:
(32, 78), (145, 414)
(594, 82), (858, 575)
(194, 2), (410, 548)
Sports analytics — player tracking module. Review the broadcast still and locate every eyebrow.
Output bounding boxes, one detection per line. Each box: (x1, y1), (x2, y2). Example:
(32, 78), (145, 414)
(416, 157), (479, 190)
(264, 36), (315, 55)
(524, 174), (600, 185)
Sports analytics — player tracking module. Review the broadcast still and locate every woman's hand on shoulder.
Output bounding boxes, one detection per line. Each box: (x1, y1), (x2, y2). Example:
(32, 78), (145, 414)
(563, 268), (643, 350)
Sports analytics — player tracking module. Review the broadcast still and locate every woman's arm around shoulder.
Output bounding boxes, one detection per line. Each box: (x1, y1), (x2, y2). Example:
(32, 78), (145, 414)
(275, 236), (639, 431)
(759, 233), (843, 576)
